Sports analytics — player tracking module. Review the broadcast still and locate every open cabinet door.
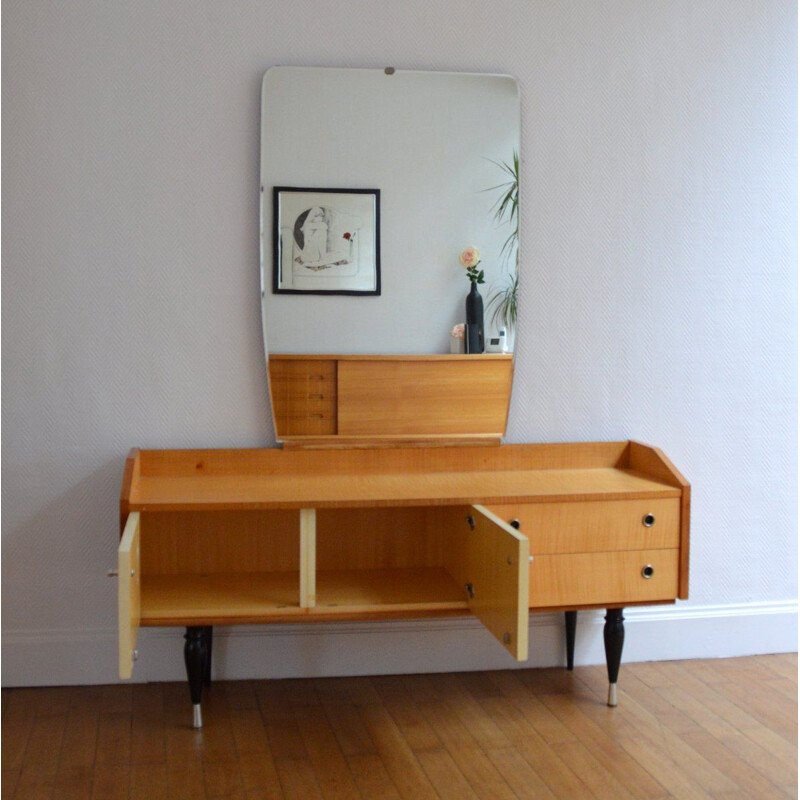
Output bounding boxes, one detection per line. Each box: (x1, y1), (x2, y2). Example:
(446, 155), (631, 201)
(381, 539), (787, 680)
(438, 504), (529, 660)
(118, 512), (141, 679)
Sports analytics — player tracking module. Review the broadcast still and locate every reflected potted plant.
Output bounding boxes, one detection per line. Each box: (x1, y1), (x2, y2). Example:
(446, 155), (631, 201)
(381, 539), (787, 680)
(486, 151), (519, 345)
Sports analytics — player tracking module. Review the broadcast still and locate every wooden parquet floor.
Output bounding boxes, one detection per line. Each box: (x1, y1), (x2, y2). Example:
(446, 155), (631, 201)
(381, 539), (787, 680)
(2, 654), (797, 799)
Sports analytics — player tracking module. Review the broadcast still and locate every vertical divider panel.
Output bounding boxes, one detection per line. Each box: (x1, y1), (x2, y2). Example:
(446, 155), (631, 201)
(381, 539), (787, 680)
(300, 508), (316, 608)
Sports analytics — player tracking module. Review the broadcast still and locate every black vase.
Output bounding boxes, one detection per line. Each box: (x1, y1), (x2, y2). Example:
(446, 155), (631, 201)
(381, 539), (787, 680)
(465, 282), (484, 354)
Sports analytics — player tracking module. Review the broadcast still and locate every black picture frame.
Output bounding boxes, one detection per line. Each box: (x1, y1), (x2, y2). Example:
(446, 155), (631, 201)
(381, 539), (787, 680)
(273, 186), (381, 295)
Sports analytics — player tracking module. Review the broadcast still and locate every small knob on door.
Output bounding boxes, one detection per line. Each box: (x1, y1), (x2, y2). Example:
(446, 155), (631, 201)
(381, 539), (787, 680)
(641, 564), (655, 579)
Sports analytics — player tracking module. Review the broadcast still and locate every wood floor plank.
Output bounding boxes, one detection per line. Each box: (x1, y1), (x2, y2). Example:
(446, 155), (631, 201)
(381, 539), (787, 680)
(293, 704), (362, 800)
(751, 654), (798, 681)
(163, 685), (207, 800)
(229, 708), (285, 799)
(323, 702), (377, 757)
(483, 745), (559, 800)
(0, 654), (794, 800)
(202, 759), (247, 799)
(357, 704), (439, 800)
(730, 726), (798, 782)
(436, 742), (520, 800)
(347, 753), (402, 800)
(424, 674), (512, 751)
(3, 690), (41, 798)
(415, 699), (475, 749)
(370, 676), (442, 754)
(255, 683), (310, 763)
(416, 748), (482, 800)
(681, 729), (795, 800)
(130, 762), (169, 800)
(616, 734), (717, 800)
(89, 762), (131, 800)
(516, 666), (582, 696)
(626, 662), (677, 689)
(712, 679), (798, 741)
(131, 683), (166, 766)
(53, 705), (99, 800)
(399, 687), (518, 800)
(554, 738), (640, 800)
(485, 669), (582, 744)
(764, 676), (799, 703)
(14, 700), (69, 800)
(314, 675), (381, 706)
(614, 697), (738, 795)
(496, 734), (594, 800)
(476, 696), (593, 800)
(657, 660), (778, 736)
(573, 668), (743, 798)
(50, 765), (95, 800)
(275, 758), (326, 800)
(538, 691), (669, 799)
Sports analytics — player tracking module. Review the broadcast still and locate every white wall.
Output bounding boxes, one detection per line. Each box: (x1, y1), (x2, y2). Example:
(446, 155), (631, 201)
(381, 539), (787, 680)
(2, 0), (796, 686)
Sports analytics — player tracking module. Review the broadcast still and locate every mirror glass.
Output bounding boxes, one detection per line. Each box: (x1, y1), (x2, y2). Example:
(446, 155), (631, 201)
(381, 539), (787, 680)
(260, 66), (520, 358)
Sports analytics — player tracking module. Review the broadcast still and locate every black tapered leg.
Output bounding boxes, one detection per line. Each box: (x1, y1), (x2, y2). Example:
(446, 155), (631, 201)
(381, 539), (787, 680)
(203, 626), (213, 687)
(564, 611), (577, 670)
(603, 608), (625, 707)
(184, 626), (207, 728)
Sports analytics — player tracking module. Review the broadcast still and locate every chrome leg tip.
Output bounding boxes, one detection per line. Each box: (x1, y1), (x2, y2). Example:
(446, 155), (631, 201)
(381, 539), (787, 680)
(607, 683), (618, 707)
(192, 703), (203, 729)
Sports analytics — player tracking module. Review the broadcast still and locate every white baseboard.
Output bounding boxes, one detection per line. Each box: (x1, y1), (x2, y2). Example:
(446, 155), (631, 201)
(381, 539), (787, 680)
(2, 600), (796, 687)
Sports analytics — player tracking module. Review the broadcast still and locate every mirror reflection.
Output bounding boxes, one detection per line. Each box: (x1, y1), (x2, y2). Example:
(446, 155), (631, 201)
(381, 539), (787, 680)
(260, 66), (520, 357)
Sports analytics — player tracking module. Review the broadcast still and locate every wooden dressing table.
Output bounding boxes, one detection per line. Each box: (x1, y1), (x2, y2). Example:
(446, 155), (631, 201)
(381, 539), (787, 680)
(117, 431), (689, 728)
(115, 68), (690, 728)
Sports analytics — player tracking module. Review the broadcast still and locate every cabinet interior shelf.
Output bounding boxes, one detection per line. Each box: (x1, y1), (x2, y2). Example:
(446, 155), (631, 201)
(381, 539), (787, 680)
(140, 567), (470, 626)
(141, 572), (301, 624)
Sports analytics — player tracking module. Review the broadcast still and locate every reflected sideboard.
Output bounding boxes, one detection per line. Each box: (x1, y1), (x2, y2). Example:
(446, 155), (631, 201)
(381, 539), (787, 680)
(117, 440), (689, 727)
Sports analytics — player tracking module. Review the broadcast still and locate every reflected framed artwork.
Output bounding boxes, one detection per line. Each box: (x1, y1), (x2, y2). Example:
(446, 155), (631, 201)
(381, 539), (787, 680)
(273, 187), (381, 295)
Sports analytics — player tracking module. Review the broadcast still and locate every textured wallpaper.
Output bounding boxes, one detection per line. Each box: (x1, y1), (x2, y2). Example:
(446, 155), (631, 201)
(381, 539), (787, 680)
(2, 0), (796, 684)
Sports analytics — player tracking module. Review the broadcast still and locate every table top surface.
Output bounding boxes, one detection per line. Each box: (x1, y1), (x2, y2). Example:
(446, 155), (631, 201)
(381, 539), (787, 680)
(128, 466), (681, 511)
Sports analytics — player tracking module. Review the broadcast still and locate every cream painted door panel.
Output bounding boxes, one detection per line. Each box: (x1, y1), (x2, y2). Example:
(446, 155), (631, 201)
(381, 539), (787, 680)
(118, 512), (141, 680)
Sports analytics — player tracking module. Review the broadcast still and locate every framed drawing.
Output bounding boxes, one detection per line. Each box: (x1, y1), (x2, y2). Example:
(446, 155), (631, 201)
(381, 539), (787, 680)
(273, 187), (381, 295)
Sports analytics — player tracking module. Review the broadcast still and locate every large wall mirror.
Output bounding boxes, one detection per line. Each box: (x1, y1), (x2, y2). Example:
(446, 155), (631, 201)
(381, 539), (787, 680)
(260, 66), (520, 445)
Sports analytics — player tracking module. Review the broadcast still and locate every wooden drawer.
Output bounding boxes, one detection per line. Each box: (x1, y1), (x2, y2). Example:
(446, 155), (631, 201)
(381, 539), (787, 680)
(489, 498), (679, 555)
(530, 548), (679, 608)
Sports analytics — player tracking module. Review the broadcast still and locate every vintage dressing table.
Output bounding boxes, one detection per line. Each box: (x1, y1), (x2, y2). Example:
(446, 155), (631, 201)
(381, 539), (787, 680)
(114, 68), (690, 728)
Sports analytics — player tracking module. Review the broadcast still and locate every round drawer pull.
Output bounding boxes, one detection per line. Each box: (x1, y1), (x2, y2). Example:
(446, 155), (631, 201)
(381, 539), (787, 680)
(509, 519), (521, 530)
(642, 513), (656, 528)
(641, 564), (655, 579)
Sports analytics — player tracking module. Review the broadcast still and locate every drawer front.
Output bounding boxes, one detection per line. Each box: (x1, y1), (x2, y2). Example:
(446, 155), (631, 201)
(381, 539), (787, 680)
(489, 498), (680, 555)
(530, 548), (679, 608)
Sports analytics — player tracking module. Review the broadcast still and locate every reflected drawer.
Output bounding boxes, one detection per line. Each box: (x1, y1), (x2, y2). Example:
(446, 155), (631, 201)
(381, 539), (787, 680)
(529, 548), (679, 608)
(490, 498), (679, 555)
(269, 358), (337, 436)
